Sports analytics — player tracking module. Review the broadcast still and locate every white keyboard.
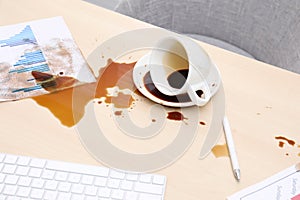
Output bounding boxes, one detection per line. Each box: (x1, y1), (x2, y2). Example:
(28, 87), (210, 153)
(0, 153), (166, 200)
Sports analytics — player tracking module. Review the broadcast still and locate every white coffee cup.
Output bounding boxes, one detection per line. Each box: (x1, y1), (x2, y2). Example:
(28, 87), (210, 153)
(149, 35), (218, 106)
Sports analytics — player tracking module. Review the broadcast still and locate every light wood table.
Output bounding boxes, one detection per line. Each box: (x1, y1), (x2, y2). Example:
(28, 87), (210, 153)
(0, 1), (300, 199)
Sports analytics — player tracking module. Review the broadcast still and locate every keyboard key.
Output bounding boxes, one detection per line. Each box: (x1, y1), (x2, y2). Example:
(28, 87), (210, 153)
(139, 174), (152, 183)
(6, 196), (17, 200)
(15, 166), (30, 176)
(30, 188), (44, 199)
(30, 158), (46, 168)
(125, 191), (138, 200)
(134, 182), (163, 195)
(18, 177), (31, 187)
(16, 156), (30, 166)
(0, 174), (5, 183)
(98, 188), (111, 197)
(16, 186), (31, 197)
(42, 169), (55, 179)
(94, 177), (106, 186)
(85, 185), (97, 196)
(111, 189), (124, 199)
(86, 196), (98, 200)
(121, 180), (133, 190)
(44, 180), (58, 190)
(28, 168), (42, 178)
(126, 173), (139, 181)
(3, 155), (18, 164)
(110, 170), (125, 179)
(81, 175), (94, 185)
(3, 185), (17, 195)
(31, 179), (45, 188)
(57, 192), (71, 200)
(57, 182), (71, 192)
(44, 190), (57, 200)
(71, 183), (85, 194)
(107, 178), (120, 189)
(68, 173), (81, 183)
(46, 161), (109, 177)
(0, 154), (5, 162)
(55, 171), (68, 181)
(72, 194), (85, 200)
(0, 184), (4, 193)
(2, 164), (17, 174)
(5, 175), (19, 184)
(152, 175), (166, 185)
(139, 193), (162, 200)
(0, 163), (3, 172)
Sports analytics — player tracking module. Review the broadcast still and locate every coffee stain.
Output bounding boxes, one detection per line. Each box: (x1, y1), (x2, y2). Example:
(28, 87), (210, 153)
(286, 153), (289, 156)
(32, 59), (136, 127)
(167, 111), (187, 121)
(212, 144), (229, 158)
(199, 121), (206, 125)
(275, 136), (296, 146)
(298, 153), (300, 157)
(278, 141), (285, 148)
(152, 119), (156, 122)
(114, 111), (123, 116)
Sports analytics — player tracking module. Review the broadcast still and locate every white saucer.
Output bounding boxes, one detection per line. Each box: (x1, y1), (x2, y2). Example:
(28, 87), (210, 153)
(133, 53), (221, 107)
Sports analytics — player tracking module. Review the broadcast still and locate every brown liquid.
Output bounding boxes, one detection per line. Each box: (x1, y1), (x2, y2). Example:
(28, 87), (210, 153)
(144, 71), (191, 103)
(199, 121), (206, 125)
(32, 59), (136, 127)
(279, 141), (285, 148)
(212, 144), (229, 158)
(275, 136), (296, 146)
(167, 111), (187, 121)
(114, 111), (123, 116)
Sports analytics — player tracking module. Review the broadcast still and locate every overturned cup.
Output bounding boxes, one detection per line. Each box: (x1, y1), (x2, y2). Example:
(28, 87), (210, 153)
(133, 34), (221, 107)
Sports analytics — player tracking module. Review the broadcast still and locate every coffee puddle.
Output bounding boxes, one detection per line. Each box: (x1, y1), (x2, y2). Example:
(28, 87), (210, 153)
(32, 59), (136, 127)
(212, 144), (229, 158)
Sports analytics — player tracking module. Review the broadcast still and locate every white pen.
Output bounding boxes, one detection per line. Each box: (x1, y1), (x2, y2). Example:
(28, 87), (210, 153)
(223, 116), (241, 181)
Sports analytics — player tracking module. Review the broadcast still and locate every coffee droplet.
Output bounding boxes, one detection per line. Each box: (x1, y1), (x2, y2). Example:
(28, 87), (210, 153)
(167, 111), (187, 121)
(114, 111), (122, 116)
(212, 144), (229, 158)
(199, 121), (206, 125)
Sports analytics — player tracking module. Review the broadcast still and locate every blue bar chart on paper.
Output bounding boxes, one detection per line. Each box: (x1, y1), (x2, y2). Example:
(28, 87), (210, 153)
(0, 24), (51, 95)
(0, 17), (96, 101)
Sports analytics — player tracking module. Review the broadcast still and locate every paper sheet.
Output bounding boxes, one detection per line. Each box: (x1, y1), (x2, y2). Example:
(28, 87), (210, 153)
(0, 16), (96, 101)
(228, 163), (300, 200)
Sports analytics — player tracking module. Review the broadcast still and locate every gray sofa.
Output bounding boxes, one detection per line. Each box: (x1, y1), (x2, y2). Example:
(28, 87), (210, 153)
(115, 0), (300, 73)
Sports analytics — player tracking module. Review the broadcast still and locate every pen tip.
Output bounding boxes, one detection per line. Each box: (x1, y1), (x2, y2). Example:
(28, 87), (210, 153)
(234, 169), (241, 181)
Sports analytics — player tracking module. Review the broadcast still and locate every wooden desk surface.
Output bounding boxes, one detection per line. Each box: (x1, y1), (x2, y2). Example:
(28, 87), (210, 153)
(1, 0), (300, 199)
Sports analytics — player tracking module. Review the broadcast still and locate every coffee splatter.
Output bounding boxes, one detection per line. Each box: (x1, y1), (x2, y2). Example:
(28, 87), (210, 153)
(275, 136), (296, 146)
(278, 141), (285, 148)
(199, 121), (206, 125)
(114, 111), (123, 116)
(298, 153), (300, 157)
(167, 111), (187, 121)
(152, 119), (156, 122)
(286, 153), (289, 156)
(212, 144), (229, 158)
(32, 59), (137, 127)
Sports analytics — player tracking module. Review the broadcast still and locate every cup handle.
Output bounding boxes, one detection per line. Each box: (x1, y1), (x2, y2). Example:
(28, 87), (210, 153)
(187, 82), (211, 106)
